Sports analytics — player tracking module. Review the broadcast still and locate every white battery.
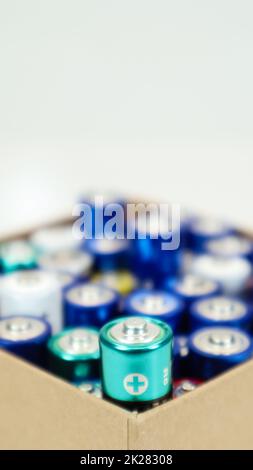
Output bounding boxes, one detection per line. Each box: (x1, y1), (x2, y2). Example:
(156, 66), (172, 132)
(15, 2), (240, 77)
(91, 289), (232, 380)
(189, 255), (252, 295)
(37, 249), (93, 277)
(0, 270), (62, 333)
(30, 225), (80, 254)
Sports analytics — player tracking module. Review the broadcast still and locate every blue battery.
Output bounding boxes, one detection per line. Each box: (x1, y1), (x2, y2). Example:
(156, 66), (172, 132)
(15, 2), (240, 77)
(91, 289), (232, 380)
(0, 315), (51, 367)
(86, 238), (130, 271)
(204, 235), (253, 262)
(123, 289), (184, 332)
(64, 282), (120, 328)
(130, 212), (181, 285)
(186, 216), (233, 252)
(173, 335), (190, 379)
(165, 275), (220, 305)
(189, 296), (252, 332)
(189, 326), (253, 380)
(79, 192), (126, 238)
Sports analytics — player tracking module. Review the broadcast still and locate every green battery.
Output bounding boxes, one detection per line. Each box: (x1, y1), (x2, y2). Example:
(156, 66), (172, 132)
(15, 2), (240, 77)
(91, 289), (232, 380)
(0, 240), (37, 273)
(47, 327), (100, 383)
(100, 317), (173, 410)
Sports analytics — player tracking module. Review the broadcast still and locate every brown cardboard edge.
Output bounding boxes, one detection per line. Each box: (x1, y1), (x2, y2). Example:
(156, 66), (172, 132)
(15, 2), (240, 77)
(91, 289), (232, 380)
(130, 359), (253, 449)
(0, 350), (134, 450)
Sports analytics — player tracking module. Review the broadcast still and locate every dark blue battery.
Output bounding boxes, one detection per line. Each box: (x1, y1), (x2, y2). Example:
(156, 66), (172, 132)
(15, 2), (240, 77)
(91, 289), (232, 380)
(86, 238), (130, 271)
(163, 274), (221, 331)
(189, 296), (252, 332)
(123, 289), (184, 332)
(0, 315), (51, 367)
(204, 235), (253, 263)
(189, 326), (253, 380)
(164, 275), (221, 305)
(79, 192), (126, 238)
(130, 212), (181, 285)
(186, 216), (233, 252)
(173, 335), (190, 379)
(64, 282), (120, 328)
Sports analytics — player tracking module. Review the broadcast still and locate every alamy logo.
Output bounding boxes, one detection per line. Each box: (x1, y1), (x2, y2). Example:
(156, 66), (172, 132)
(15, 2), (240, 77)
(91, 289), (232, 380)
(72, 196), (181, 251)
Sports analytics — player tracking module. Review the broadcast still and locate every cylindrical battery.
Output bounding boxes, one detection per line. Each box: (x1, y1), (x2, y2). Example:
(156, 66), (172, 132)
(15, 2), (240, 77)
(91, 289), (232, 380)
(77, 381), (102, 398)
(47, 327), (100, 383)
(189, 296), (252, 331)
(86, 238), (130, 271)
(30, 225), (80, 254)
(0, 315), (51, 367)
(164, 275), (221, 330)
(186, 216), (233, 252)
(0, 240), (37, 273)
(205, 235), (253, 262)
(100, 316), (173, 410)
(93, 270), (138, 296)
(64, 283), (120, 328)
(0, 270), (62, 333)
(79, 191), (126, 239)
(189, 255), (252, 295)
(173, 378), (202, 398)
(173, 335), (190, 379)
(123, 289), (184, 333)
(130, 211), (181, 285)
(38, 249), (93, 279)
(189, 327), (253, 380)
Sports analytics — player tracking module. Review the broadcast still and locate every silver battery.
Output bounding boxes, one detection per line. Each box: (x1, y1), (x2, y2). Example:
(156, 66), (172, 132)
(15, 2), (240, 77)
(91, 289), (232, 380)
(189, 254), (252, 295)
(78, 382), (102, 398)
(0, 270), (62, 333)
(38, 249), (93, 277)
(109, 317), (161, 345)
(30, 225), (80, 254)
(192, 327), (251, 356)
(173, 380), (198, 398)
(0, 316), (46, 341)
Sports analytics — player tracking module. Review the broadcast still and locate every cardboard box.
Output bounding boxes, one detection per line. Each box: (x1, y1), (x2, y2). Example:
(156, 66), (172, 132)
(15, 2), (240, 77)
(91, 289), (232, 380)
(1, 224), (253, 450)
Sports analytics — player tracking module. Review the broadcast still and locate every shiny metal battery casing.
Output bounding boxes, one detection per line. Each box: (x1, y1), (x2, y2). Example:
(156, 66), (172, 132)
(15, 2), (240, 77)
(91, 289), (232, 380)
(0, 270), (62, 333)
(130, 211), (181, 285)
(93, 270), (138, 296)
(64, 282), (120, 328)
(0, 240), (37, 273)
(38, 249), (93, 278)
(189, 296), (252, 331)
(100, 317), (173, 407)
(86, 238), (130, 271)
(47, 327), (100, 383)
(0, 315), (51, 366)
(123, 289), (184, 332)
(186, 216), (233, 252)
(173, 335), (190, 379)
(189, 326), (253, 379)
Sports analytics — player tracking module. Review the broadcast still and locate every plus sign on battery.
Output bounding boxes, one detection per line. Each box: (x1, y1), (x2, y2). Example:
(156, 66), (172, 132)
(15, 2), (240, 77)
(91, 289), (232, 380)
(123, 373), (148, 396)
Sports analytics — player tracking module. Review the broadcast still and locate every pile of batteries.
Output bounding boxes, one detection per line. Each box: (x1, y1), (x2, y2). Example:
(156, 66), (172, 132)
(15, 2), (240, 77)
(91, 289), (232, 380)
(1, 199), (253, 412)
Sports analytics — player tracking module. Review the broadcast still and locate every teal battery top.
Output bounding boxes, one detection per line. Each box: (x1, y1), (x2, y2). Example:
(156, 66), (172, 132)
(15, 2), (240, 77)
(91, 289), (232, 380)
(100, 317), (173, 406)
(0, 240), (37, 273)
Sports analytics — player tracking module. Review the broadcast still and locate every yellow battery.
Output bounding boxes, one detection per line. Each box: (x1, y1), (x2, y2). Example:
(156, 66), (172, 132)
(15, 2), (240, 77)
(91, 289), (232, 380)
(93, 270), (137, 296)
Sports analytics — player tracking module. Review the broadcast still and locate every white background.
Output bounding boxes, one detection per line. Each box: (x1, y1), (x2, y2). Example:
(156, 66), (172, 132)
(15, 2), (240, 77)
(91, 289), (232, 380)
(0, 1), (252, 236)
